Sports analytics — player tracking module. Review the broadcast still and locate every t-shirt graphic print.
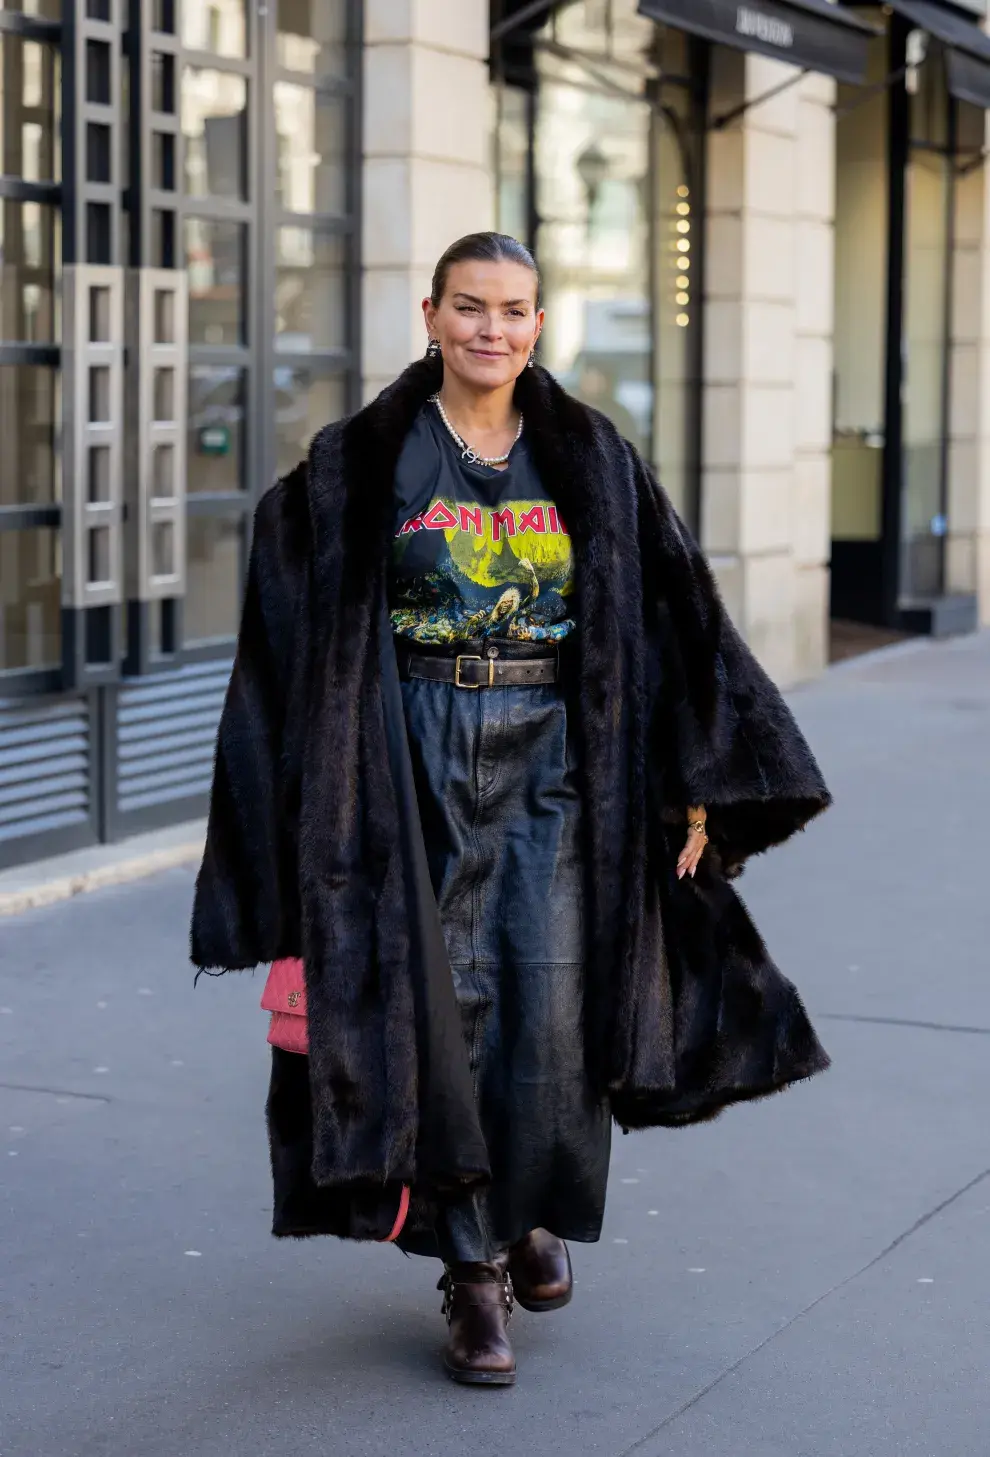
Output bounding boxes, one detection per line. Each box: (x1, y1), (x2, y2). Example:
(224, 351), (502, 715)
(389, 405), (576, 645)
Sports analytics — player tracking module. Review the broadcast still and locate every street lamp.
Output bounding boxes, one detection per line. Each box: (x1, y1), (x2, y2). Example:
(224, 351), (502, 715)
(576, 142), (609, 233)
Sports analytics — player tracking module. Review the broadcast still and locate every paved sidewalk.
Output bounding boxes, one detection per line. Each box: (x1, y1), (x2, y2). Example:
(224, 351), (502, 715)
(1, 632), (989, 1457)
(0, 819), (206, 917)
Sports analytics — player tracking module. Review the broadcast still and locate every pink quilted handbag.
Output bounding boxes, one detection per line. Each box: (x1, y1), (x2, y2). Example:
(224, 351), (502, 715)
(261, 957), (310, 1056)
(260, 958), (410, 1243)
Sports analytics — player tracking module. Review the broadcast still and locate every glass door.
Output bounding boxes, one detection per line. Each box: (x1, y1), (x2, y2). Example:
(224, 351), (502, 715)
(830, 10), (889, 625)
(900, 42), (953, 604)
(179, 0), (255, 651)
(0, 0), (361, 866)
(492, 0), (705, 527)
(270, 0), (356, 480)
(532, 31), (656, 462)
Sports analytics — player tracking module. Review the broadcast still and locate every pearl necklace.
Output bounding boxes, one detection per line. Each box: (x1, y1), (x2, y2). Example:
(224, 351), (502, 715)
(430, 393), (523, 467)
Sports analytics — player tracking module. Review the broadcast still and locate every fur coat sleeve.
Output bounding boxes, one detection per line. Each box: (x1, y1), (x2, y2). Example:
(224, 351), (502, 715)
(191, 464), (310, 971)
(635, 453), (830, 874)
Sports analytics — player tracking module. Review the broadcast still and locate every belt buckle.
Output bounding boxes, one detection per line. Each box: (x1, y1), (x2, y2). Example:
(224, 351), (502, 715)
(453, 654), (495, 689)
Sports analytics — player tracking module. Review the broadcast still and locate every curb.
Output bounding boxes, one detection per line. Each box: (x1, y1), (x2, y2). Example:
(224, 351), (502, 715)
(0, 839), (203, 919)
(825, 634), (932, 676)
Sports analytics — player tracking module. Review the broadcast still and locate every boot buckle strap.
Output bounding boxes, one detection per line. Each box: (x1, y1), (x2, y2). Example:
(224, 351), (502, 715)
(439, 1269), (514, 1323)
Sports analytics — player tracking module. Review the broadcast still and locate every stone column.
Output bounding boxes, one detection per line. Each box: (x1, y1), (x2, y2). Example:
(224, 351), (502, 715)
(793, 70), (838, 677)
(702, 50), (836, 686)
(948, 109), (990, 625)
(362, 0), (494, 403)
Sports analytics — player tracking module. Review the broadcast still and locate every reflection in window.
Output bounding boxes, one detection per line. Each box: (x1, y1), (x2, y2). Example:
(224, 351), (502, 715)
(275, 228), (345, 352)
(534, 68), (653, 459)
(0, 528), (60, 671)
(182, 69), (247, 199)
(0, 365), (59, 506)
(902, 50), (952, 601)
(0, 34), (60, 183)
(274, 84), (345, 215)
(186, 515), (241, 642)
(550, 0), (655, 62)
(832, 37), (889, 549)
(275, 368), (345, 476)
(277, 0), (347, 76)
(0, 200), (59, 343)
(495, 86), (529, 245)
(182, 0), (247, 60)
(187, 366), (244, 493)
(0, 0), (61, 16)
(494, 1), (701, 513)
(185, 218), (245, 345)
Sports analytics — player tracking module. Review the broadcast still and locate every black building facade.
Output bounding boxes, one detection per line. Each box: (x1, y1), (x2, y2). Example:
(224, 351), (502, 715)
(0, 0), (361, 870)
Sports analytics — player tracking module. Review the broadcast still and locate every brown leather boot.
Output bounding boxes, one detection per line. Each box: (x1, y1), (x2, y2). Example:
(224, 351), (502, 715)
(439, 1262), (516, 1386)
(500, 1228), (573, 1313)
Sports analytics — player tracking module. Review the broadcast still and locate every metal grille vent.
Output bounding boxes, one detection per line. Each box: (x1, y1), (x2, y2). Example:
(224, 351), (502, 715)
(0, 698), (92, 844)
(116, 660), (231, 815)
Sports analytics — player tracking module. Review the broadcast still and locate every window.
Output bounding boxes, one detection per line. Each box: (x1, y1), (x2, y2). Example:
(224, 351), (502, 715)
(185, 217), (246, 345)
(0, 365), (59, 505)
(275, 367), (345, 476)
(185, 514), (241, 641)
(275, 227), (346, 352)
(277, 0), (348, 78)
(182, 0), (247, 61)
(182, 68), (247, 199)
(0, 33), (60, 182)
(274, 84), (346, 216)
(187, 366), (244, 494)
(0, 528), (61, 671)
(0, 200), (59, 343)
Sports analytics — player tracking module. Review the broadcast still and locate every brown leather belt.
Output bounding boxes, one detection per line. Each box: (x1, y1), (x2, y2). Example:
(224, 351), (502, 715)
(398, 649), (559, 689)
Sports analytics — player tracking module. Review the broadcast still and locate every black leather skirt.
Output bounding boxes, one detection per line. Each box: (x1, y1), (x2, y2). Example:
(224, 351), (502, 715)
(395, 642), (611, 1261)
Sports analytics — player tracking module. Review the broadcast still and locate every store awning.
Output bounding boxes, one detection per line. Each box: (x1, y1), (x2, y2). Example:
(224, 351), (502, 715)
(636, 0), (878, 85)
(882, 0), (990, 108)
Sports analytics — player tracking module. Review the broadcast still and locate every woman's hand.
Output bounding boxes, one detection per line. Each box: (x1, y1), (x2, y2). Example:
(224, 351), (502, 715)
(676, 807), (708, 881)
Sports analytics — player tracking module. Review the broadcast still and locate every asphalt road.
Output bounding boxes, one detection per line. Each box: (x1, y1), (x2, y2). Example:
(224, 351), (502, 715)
(3, 633), (990, 1457)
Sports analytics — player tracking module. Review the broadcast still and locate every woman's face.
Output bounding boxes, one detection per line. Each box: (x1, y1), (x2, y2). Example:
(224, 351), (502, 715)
(423, 258), (544, 393)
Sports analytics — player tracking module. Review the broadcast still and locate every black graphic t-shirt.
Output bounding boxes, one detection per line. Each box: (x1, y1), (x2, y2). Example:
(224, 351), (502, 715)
(389, 403), (575, 645)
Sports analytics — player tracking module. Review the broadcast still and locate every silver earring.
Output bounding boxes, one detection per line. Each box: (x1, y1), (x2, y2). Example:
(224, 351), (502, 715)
(426, 339), (442, 359)
(527, 350), (536, 369)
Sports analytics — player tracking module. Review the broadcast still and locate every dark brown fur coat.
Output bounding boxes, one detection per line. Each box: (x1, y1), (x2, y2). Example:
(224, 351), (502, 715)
(191, 357), (831, 1239)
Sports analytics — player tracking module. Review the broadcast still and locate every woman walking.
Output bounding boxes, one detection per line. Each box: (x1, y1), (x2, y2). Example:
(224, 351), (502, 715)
(191, 232), (831, 1387)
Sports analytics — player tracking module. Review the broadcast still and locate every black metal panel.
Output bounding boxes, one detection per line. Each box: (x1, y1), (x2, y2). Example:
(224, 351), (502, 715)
(637, 0), (877, 83)
(880, 1), (990, 106)
(880, 16), (910, 629)
(0, 11), (61, 44)
(830, 539), (886, 624)
(0, 692), (98, 868)
(945, 46), (990, 108)
(883, 0), (990, 61)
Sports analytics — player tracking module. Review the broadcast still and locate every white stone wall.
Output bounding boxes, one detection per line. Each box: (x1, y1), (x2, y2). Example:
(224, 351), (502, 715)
(703, 50), (836, 686)
(362, 0), (494, 402)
